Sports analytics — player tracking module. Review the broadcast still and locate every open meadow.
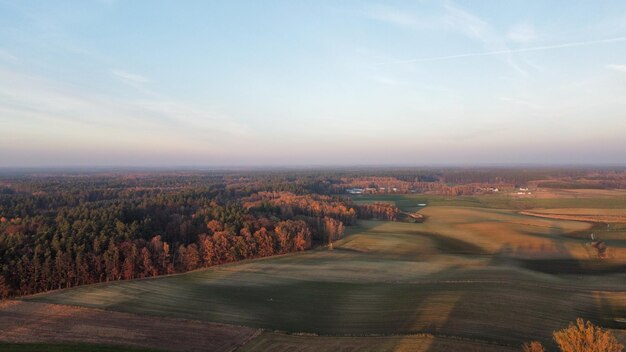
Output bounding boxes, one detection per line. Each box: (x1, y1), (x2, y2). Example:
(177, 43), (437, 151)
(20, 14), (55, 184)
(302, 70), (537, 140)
(13, 193), (625, 351)
(350, 191), (626, 211)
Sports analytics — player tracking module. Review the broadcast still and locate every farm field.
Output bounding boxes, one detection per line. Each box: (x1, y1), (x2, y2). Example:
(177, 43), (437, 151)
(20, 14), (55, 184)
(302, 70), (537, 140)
(520, 208), (626, 223)
(237, 332), (517, 352)
(21, 202), (626, 350)
(0, 343), (158, 352)
(354, 193), (626, 261)
(349, 192), (626, 211)
(0, 300), (259, 352)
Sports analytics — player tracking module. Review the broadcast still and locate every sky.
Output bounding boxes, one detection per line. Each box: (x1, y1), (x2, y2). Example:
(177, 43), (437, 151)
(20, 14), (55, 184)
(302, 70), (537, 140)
(1, 0), (626, 167)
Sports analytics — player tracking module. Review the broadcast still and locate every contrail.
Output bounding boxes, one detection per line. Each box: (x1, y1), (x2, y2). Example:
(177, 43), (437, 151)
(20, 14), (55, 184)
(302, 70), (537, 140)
(374, 36), (626, 65)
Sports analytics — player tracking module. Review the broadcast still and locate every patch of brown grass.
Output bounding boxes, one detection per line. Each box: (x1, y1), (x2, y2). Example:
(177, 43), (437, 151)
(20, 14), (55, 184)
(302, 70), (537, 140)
(238, 332), (517, 352)
(0, 300), (260, 352)
(520, 209), (626, 224)
(419, 207), (590, 259)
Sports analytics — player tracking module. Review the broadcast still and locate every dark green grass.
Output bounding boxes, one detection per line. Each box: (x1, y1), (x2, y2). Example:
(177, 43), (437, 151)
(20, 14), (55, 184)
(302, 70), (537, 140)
(24, 271), (606, 345)
(349, 194), (626, 211)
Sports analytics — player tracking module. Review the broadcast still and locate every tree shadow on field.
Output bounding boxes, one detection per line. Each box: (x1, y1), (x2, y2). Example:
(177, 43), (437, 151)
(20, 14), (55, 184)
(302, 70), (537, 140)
(385, 266), (528, 351)
(509, 224), (626, 275)
(386, 246), (616, 350)
(409, 281), (564, 351)
(417, 254), (624, 351)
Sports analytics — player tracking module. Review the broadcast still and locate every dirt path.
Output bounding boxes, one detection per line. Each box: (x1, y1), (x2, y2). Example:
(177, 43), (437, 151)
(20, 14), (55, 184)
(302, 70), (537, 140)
(0, 300), (260, 352)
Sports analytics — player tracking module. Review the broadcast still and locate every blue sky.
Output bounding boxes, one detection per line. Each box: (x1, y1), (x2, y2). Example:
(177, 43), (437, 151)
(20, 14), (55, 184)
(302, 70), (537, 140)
(1, 0), (626, 167)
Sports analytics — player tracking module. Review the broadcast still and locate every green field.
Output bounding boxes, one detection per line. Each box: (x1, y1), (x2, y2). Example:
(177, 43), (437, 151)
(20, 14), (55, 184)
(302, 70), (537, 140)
(25, 206), (626, 349)
(349, 193), (626, 211)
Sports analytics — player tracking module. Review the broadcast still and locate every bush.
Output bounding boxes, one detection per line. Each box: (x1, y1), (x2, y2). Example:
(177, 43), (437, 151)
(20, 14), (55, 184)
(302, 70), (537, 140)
(522, 341), (546, 352)
(522, 318), (624, 352)
(553, 318), (623, 352)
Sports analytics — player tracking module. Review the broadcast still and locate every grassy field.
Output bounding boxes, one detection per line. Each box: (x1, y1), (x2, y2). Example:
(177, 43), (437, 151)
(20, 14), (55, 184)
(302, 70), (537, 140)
(0, 300), (258, 352)
(237, 332), (517, 352)
(23, 205), (626, 349)
(349, 193), (626, 211)
(0, 343), (159, 352)
(520, 208), (626, 223)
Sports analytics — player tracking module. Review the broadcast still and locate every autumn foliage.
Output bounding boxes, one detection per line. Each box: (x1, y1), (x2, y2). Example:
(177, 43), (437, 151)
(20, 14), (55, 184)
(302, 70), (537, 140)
(553, 318), (623, 352)
(522, 318), (624, 352)
(242, 191), (357, 225)
(0, 174), (390, 298)
(523, 341), (547, 352)
(356, 202), (398, 221)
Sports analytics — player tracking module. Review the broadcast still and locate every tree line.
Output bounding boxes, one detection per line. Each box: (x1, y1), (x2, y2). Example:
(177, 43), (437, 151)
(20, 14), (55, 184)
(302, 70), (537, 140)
(0, 176), (393, 298)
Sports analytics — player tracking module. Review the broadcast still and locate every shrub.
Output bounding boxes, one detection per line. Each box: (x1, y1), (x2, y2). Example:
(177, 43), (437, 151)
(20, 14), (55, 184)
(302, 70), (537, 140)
(553, 318), (623, 352)
(522, 341), (546, 352)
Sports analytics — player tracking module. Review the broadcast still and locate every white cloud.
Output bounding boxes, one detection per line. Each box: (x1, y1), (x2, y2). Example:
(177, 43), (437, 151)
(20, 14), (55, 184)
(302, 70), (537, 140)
(0, 49), (18, 63)
(111, 68), (151, 85)
(0, 67), (250, 146)
(368, 74), (405, 86)
(607, 64), (626, 73)
(443, 2), (492, 43)
(375, 36), (626, 65)
(443, 2), (529, 75)
(499, 96), (541, 109)
(363, 2), (530, 75)
(365, 5), (419, 28)
(507, 23), (536, 44)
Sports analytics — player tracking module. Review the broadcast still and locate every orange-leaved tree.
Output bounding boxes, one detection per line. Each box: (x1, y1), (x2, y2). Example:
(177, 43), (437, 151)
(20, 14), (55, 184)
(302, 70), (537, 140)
(521, 318), (624, 352)
(553, 318), (623, 352)
(522, 341), (546, 352)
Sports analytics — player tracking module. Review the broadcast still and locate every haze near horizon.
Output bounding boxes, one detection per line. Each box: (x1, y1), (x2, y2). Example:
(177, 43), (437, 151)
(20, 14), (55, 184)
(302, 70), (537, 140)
(1, 0), (626, 167)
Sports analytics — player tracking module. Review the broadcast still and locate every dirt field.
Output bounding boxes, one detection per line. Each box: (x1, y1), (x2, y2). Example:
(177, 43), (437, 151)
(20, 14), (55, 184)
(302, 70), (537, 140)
(0, 300), (260, 352)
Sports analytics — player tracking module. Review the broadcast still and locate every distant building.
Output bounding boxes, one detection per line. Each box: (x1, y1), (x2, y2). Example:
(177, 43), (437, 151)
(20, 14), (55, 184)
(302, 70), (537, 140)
(346, 188), (364, 194)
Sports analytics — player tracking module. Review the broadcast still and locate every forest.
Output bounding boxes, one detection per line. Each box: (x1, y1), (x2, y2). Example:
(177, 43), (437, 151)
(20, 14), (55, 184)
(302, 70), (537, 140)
(0, 171), (398, 298)
(1, 167), (625, 298)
